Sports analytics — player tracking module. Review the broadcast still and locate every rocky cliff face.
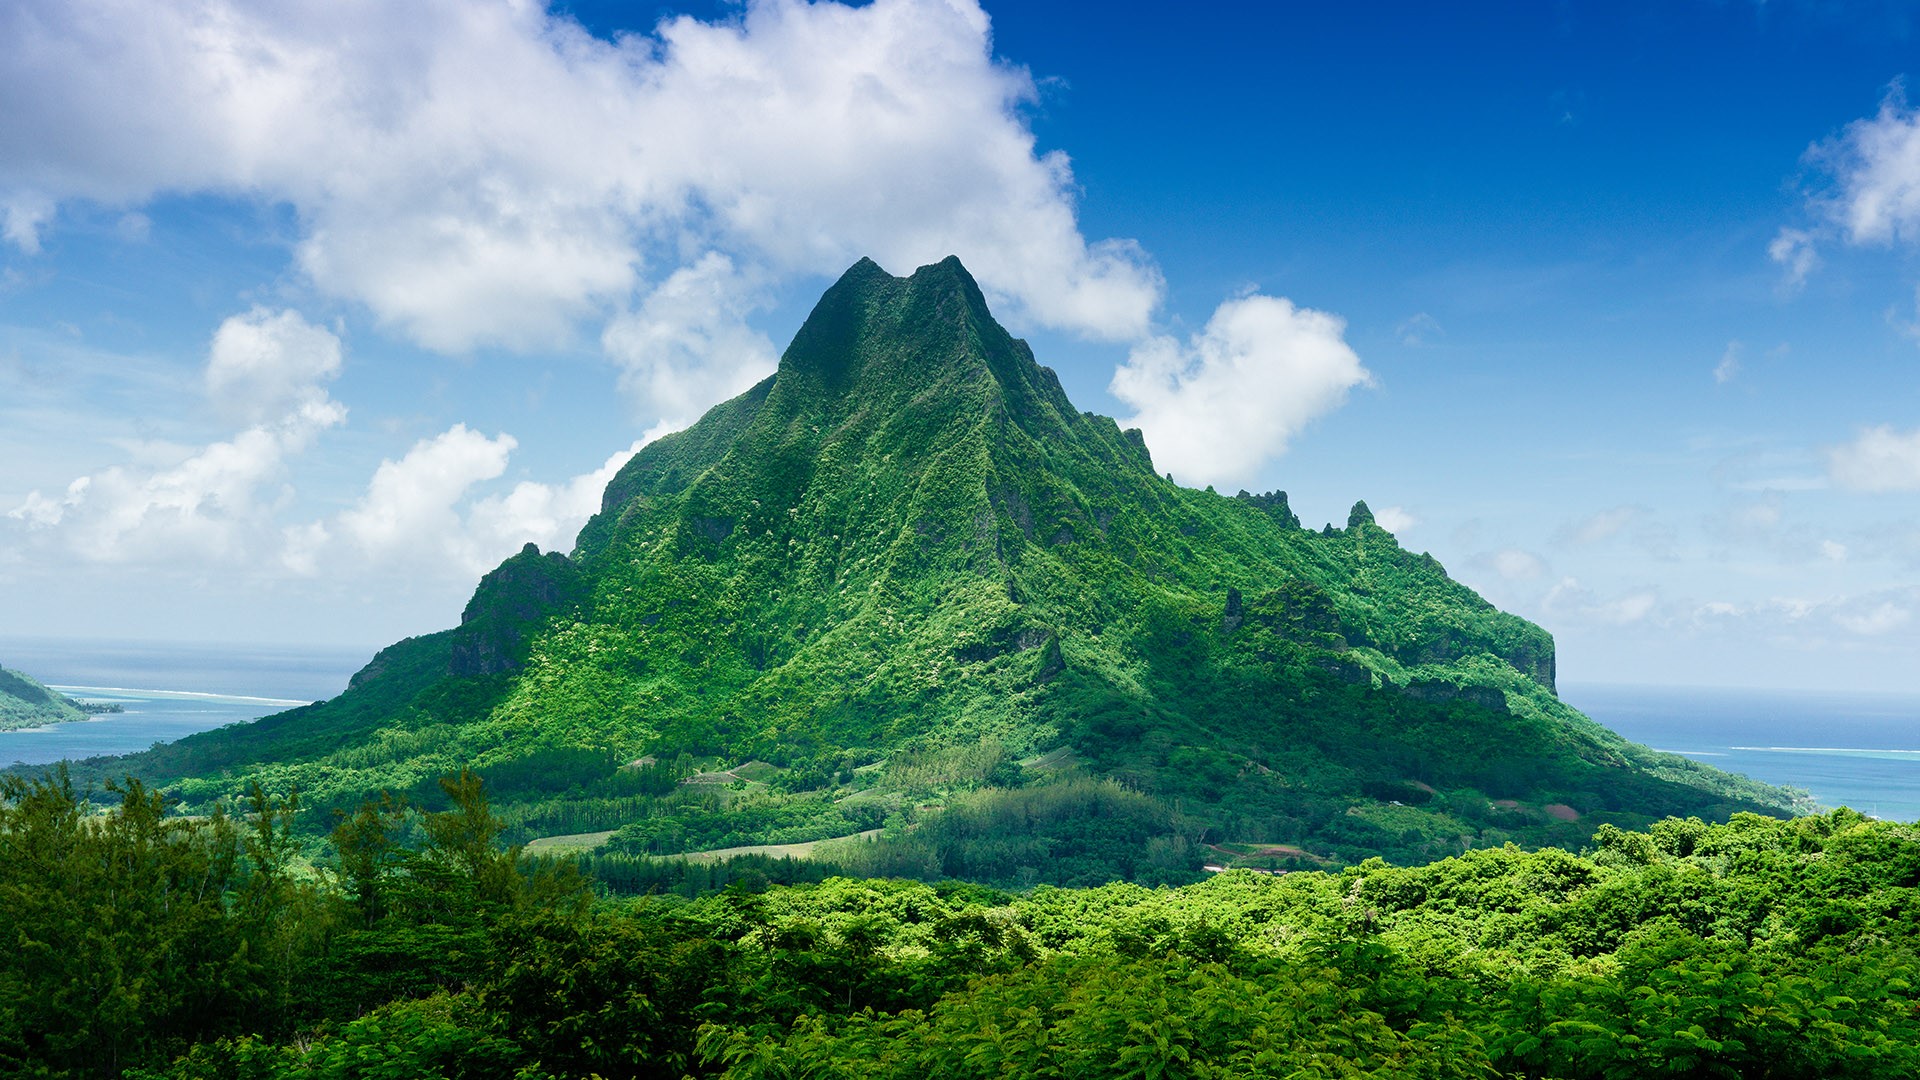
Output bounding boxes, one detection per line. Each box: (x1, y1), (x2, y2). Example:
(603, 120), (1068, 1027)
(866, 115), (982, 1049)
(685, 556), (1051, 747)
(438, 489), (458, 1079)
(449, 543), (585, 677)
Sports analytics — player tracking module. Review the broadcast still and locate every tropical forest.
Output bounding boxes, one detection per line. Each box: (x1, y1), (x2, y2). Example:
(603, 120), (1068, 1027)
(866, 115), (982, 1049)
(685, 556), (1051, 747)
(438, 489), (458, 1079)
(4, 258), (1917, 1078)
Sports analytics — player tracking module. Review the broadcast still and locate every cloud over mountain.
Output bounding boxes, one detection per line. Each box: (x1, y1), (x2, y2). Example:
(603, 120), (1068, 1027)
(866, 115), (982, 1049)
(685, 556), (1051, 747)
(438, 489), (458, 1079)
(0, 0), (1159, 351)
(0, 0), (1367, 490)
(1109, 294), (1372, 487)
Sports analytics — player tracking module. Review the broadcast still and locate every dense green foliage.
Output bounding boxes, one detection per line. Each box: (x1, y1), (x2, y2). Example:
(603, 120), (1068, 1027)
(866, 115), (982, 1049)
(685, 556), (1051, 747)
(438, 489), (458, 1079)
(0, 665), (91, 731)
(4, 771), (1917, 1079)
(57, 256), (1797, 872)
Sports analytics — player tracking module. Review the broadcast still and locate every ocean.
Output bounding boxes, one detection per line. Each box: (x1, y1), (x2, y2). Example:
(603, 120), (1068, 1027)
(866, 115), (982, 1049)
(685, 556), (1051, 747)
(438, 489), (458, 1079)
(0, 637), (369, 768)
(3, 639), (1916, 821)
(1564, 683), (1920, 823)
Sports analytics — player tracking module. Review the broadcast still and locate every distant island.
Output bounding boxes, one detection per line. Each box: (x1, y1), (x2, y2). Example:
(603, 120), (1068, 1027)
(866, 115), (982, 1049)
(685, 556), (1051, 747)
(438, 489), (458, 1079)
(0, 665), (120, 732)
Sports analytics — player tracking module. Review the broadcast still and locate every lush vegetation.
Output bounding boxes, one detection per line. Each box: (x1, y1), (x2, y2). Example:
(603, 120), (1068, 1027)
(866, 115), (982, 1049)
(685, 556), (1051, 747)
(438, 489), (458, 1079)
(0, 665), (94, 731)
(4, 769), (1917, 1079)
(49, 257), (1796, 872)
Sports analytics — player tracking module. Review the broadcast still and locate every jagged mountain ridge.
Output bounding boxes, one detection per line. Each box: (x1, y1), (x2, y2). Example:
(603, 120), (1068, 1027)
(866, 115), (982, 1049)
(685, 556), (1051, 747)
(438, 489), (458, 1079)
(102, 256), (1794, 872)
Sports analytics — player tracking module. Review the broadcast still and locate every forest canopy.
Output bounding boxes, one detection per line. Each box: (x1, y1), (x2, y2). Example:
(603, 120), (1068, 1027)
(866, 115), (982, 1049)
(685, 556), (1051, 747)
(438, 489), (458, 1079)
(3, 769), (1916, 1080)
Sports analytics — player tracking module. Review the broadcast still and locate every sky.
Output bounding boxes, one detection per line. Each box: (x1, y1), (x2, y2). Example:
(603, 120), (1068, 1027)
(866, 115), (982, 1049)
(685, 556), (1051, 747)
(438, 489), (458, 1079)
(2, 0), (1919, 693)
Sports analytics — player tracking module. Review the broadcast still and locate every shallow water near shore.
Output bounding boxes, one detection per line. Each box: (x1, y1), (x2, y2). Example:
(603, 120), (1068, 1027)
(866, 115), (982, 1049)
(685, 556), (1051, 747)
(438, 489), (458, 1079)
(1565, 682), (1920, 822)
(0, 636), (367, 768)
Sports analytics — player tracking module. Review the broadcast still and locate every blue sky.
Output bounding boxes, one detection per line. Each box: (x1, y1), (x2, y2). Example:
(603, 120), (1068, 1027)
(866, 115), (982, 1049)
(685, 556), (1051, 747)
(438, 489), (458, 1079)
(3, 0), (1919, 693)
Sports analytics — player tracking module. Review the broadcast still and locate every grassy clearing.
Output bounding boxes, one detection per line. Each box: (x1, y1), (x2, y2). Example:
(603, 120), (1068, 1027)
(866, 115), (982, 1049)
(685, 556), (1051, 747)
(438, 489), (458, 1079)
(673, 827), (884, 863)
(525, 826), (885, 860)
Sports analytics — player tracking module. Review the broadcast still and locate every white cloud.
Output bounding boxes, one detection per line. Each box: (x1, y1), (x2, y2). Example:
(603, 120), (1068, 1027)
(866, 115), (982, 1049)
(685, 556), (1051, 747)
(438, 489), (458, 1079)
(1110, 293), (1372, 486)
(2, 192), (52, 253)
(288, 427), (644, 578)
(206, 307), (343, 422)
(1713, 340), (1741, 385)
(602, 254), (779, 442)
(1772, 597), (1817, 621)
(1690, 596), (1822, 626)
(1828, 424), (1920, 491)
(1835, 600), (1911, 636)
(8, 477), (89, 528)
(334, 424), (516, 565)
(1821, 539), (1849, 562)
(10, 400), (346, 562)
(464, 440), (643, 560)
(1543, 577), (1659, 626)
(0, 0), (1162, 354)
(7, 310), (346, 562)
(1809, 86), (1920, 247)
(1599, 591), (1658, 625)
(1678, 589), (1920, 659)
(1490, 548), (1547, 581)
(1372, 505), (1417, 533)
(1766, 228), (1818, 292)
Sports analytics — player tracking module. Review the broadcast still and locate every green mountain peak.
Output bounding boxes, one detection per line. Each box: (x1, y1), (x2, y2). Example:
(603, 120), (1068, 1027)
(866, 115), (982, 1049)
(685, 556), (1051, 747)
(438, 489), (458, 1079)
(98, 256), (1798, 881)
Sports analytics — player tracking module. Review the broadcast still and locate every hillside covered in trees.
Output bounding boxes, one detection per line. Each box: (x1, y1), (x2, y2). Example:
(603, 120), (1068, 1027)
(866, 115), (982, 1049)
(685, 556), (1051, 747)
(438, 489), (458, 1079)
(0, 664), (97, 731)
(2, 769), (1915, 1079)
(65, 257), (1797, 875)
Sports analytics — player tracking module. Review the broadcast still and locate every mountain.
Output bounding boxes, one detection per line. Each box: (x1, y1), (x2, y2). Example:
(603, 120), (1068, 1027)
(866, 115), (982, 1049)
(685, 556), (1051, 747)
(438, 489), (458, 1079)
(0, 665), (90, 731)
(95, 256), (1796, 881)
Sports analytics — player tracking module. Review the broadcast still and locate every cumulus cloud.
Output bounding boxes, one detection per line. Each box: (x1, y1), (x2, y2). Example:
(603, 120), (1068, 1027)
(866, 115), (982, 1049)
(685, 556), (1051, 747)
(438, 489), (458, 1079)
(1828, 424), (1920, 491)
(1110, 294), (1372, 486)
(337, 425), (515, 557)
(7, 310), (346, 561)
(1489, 549), (1548, 581)
(1767, 228), (1818, 291)
(1808, 86), (1920, 247)
(1, 0), (1383, 590)
(602, 254), (779, 443)
(465, 440), (642, 559)
(285, 427), (643, 578)
(0, 0), (1161, 354)
(1372, 505), (1417, 533)
(206, 307), (344, 422)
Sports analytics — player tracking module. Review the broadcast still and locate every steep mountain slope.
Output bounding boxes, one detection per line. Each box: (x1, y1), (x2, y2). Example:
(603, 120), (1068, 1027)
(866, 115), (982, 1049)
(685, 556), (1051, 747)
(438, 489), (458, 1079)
(101, 257), (1796, 877)
(0, 665), (90, 731)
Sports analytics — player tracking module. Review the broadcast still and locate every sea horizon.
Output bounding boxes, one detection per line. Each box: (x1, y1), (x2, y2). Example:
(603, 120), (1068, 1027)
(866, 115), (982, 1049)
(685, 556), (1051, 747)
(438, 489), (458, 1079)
(4, 637), (1915, 820)
(1563, 681), (1920, 823)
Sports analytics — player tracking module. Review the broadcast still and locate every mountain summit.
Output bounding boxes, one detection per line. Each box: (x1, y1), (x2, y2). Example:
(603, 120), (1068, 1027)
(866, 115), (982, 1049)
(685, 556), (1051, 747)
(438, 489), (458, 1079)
(114, 257), (1793, 880)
